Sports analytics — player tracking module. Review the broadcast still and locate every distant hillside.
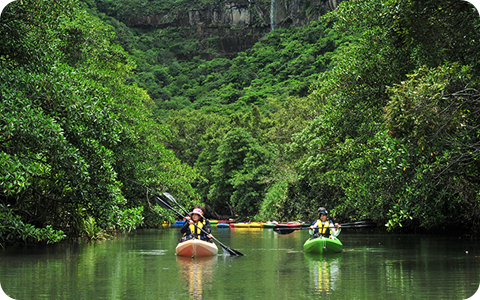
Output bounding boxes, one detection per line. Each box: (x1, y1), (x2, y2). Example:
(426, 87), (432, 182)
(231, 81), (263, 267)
(80, 0), (348, 117)
(83, 0), (342, 58)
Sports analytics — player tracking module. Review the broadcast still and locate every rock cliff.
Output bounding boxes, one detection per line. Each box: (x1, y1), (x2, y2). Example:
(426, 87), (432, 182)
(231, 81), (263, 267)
(122, 0), (342, 57)
(126, 0), (342, 28)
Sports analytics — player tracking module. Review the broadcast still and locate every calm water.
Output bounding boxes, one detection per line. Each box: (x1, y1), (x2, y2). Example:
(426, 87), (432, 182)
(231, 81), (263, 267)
(1, 227), (479, 300)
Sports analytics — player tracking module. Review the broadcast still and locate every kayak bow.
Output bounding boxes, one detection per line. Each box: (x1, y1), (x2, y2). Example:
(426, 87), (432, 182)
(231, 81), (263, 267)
(176, 239), (218, 257)
(303, 236), (343, 254)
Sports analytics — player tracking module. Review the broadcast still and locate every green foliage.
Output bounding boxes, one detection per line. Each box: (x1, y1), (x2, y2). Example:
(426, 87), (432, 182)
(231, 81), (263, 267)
(288, 0), (480, 232)
(209, 127), (274, 216)
(76, 0), (359, 222)
(79, 2), (350, 118)
(254, 180), (289, 221)
(0, 204), (66, 246)
(4, 0), (479, 236)
(161, 110), (230, 167)
(0, 0), (201, 245)
(96, 0), (199, 20)
(177, 107), (275, 217)
(77, 214), (109, 241)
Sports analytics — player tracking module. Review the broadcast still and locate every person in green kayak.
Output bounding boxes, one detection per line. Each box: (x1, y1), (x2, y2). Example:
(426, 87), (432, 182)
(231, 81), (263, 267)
(309, 207), (341, 239)
(180, 205), (214, 242)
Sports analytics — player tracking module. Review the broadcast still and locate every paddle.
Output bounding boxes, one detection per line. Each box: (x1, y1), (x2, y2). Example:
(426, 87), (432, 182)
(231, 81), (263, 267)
(273, 220), (377, 235)
(155, 195), (244, 256)
(163, 192), (190, 215)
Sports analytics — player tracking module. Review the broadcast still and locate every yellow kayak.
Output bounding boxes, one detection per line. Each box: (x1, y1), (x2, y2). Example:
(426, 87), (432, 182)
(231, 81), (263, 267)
(249, 222), (263, 228)
(234, 222), (250, 228)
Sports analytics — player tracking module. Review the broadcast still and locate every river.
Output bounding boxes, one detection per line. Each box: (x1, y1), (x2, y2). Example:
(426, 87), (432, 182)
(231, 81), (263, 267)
(1, 227), (479, 299)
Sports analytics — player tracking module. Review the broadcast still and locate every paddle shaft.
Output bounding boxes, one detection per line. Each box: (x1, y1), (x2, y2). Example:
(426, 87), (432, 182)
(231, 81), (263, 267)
(273, 222), (376, 234)
(275, 224), (366, 230)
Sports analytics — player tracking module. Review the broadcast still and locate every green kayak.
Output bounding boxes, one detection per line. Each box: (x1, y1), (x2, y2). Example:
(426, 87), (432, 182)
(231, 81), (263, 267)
(303, 236), (343, 254)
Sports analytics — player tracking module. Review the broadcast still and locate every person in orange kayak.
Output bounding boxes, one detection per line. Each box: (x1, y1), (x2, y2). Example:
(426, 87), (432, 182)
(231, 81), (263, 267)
(180, 206), (214, 242)
(309, 207), (341, 239)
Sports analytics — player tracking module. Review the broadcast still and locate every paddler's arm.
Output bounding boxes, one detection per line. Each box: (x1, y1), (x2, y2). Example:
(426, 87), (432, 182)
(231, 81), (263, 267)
(331, 222), (341, 237)
(204, 219), (213, 238)
(180, 218), (190, 234)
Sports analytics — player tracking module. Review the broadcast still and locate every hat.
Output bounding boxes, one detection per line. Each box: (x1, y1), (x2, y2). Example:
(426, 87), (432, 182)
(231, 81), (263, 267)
(317, 207), (328, 215)
(189, 208), (204, 217)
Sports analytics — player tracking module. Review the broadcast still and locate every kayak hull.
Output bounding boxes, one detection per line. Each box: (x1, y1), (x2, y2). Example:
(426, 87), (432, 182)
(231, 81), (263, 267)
(262, 223), (277, 228)
(233, 223), (250, 228)
(176, 239), (218, 257)
(249, 222), (263, 228)
(276, 222), (301, 228)
(303, 237), (343, 254)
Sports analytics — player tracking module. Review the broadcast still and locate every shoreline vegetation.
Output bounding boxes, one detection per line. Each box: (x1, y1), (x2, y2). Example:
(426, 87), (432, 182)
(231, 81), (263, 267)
(1, 0), (479, 246)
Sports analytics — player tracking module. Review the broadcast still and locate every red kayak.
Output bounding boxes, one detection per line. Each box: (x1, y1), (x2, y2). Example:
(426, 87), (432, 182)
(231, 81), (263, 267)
(275, 222), (302, 228)
(176, 239), (218, 257)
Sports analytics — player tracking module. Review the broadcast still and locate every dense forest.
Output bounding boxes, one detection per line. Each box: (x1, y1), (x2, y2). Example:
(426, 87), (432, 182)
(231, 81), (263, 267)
(1, 0), (480, 246)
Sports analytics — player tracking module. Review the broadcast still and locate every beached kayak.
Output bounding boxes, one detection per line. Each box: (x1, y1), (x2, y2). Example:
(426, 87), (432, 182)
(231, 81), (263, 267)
(171, 220), (186, 228)
(303, 236), (343, 254)
(217, 222), (229, 228)
(249, 222), (263, 228)
(233, 222), (250, 228)
(276, 222), (302, 228)
(176, 239), (218, 257)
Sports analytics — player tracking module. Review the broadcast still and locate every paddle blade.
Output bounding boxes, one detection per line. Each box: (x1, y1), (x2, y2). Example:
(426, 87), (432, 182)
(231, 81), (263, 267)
(163, 192), (177, 204)
(163, 192), (190, 215)
(338, 219), (377, 228)
(220, 243), (244, 256)
(224, 247), (244, 256)
(155, 195), (172, 210)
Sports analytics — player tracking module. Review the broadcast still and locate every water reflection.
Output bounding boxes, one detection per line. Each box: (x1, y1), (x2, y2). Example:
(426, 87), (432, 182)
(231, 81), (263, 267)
(304, 252), (343, 296)
(1, 230), (478, 300)
(230, 227), (263, 237)
(176, 255), (217, 299)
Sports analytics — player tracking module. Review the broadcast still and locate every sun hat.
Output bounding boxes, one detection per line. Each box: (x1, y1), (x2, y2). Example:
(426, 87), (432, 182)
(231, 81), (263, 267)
(189, 208), (204, 217)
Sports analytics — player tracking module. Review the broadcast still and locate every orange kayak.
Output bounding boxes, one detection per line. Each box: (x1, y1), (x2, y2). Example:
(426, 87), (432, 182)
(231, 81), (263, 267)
(175, 239), (218, 257)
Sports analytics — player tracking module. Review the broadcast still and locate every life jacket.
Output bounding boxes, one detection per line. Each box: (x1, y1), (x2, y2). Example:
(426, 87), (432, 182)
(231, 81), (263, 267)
(184, 220), (207, 240)
(313, 219), (332, 237)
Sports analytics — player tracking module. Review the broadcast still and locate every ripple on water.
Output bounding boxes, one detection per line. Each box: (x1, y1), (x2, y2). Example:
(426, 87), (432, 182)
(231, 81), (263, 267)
(133, 250), (169, 256)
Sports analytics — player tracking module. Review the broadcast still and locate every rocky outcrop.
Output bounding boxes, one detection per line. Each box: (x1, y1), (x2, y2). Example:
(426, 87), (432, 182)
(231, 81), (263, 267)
(123, 0), (343, 57)
(126, 0), (342, 28)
